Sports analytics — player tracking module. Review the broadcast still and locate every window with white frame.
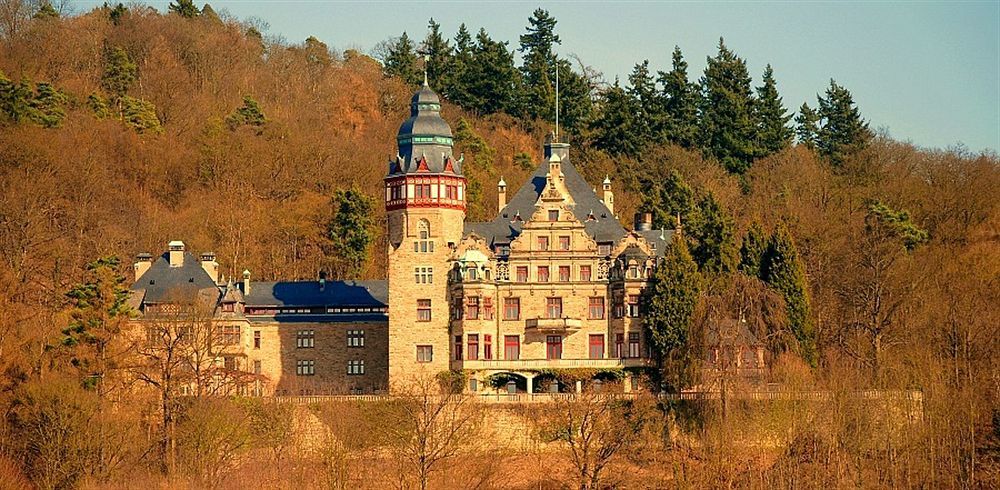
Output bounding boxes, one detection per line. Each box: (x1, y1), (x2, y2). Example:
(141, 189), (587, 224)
(347, 329), (365, 347)
(296, 330), (315, 348)
(347, 360), (365, 375)
(296, 359), (315, 376)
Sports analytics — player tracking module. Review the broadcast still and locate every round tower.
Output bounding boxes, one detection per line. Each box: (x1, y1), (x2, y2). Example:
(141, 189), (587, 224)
(385, 82), (466, 387)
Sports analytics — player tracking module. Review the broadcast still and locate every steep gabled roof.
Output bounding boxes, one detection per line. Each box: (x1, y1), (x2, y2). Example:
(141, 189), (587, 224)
(464, 156), (626, 245)
(130, 252), (219, 304)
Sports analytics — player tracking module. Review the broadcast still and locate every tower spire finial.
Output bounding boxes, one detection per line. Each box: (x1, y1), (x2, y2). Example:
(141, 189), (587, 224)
(422, 54), (429, 87)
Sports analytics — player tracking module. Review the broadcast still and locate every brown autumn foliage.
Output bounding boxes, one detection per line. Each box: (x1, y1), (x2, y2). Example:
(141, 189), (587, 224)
(0, 4), (998, 489)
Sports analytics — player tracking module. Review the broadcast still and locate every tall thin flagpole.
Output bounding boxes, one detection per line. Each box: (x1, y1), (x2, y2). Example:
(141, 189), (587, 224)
(555, 62), (560, 139)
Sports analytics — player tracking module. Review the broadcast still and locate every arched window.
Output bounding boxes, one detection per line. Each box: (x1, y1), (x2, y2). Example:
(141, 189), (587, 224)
(414, 219), (434, 253)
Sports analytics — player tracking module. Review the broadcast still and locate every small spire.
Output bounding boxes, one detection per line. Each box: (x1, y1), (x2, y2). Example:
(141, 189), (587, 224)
(603, 175), (611, 185)
(498, 176), (506, 187)
(422, 54), (430, 87)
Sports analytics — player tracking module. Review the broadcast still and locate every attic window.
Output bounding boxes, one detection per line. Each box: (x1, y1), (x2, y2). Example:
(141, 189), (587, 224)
(548, 210), (559, 221)
(189, 278), (194, 282)
(149, 280), (155, 285)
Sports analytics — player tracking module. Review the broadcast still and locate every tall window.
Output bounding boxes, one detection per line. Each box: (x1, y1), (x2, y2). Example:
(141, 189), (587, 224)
(589, 297), (605, 319)
(628, 264), (640, 279)
(546, 336), (563, 360)
(598, 243), (611, 255)
(537, 236), (549, 251)
(504, 335), (520, 360)
(580, 265), (592, 282)
(615, 333), (625, 358)
(454, 335), (463, 360)
(347, 329), (365, 347)
(466, 296), (480, 319)
(416, 345), (433, 363)
(516, 266), (528, 282)
(483, 297), (494, 320)
(559, 236), (570, 250)
(503, 297), (520, 320)
(628, 295), (641, 317)
(546, 297), (563, 319)
(253, 330), (261, 349)
(415, 219), (434, 253)
(559, 266), (570, 282)
(296, 330), (315, 349)
(483, 334), (493, 360)
(628, 332), (640, 358)
(589, 334), (605, 359)
(414, 267), (433, 283)
(537, 266), (550, 282)
(347, 360), (364, 375)
(548, 210), (559, 221)
(417, 299), (432, 322)
(296, 360), (315, 376)
(467, 334), (479, 361)
(253, 360), (262, 374)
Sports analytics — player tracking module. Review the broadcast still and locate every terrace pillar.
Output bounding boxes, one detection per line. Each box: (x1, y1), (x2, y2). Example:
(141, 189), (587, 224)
(623, 374), (632, 393)
(526, 376), (533, 394)
(575, 380), (582, 393)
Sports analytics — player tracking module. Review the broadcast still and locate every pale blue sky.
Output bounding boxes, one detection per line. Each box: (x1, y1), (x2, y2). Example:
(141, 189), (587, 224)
(76, 1), (1000, 152)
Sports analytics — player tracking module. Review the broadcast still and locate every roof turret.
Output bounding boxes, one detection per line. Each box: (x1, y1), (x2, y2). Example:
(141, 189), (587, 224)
(391, 82), (459, 175)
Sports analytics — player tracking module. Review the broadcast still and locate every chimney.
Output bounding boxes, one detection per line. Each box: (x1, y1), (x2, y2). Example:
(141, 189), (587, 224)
(635, 212), (653, 231)
(497, 176), (507, 210)
(242, 269), (251, 296)
(602, 176), (614, 215)
(200, 252), (219, 284)
(134, 252), (153, 281)
(168, 241), (185, 268)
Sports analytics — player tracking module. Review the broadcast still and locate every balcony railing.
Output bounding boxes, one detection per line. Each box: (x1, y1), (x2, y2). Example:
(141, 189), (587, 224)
(524, 317), (582, 333)
(453, 357), (654, 371)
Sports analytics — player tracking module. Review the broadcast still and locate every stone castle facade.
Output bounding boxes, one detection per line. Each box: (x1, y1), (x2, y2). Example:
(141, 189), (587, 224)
(127, 83), (764, 396)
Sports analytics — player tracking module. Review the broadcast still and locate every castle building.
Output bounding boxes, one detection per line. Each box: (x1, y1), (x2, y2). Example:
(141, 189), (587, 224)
(127, 82), (764, 395)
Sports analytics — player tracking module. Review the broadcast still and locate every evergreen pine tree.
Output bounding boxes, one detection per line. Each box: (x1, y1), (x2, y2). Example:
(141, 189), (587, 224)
(553, 60), (594, 137)
(591, 79), (642, 157)
(627, 60), (657, 146)
(168, 0), (199, 18)
(0, 72), (35, 124)
(422, 18), (452, 92)
(120, 96), (162, 134)
(29, 82), (67, 128)
(643, 234), (702, 391)
(816, 79), (872, 166)
(463, 29), (520, 115)
(795, 102), (819, 149)
(101, 46), (136, 100)
(642, 169), (695, 230)
(699, 38), (760, 174)
(761, 223), (816, 364)
(383, 32), (422, 86)
(738, 221), (768, 277)
(519, 8), (560, 122)
(443, 24), (473, 106)
(866, 200), (929, 251)
(688, 192), (738, 275)
(225, 95), (267, 130)
(328, 185), (375, 280)
(87, 93), (112, 119)
(62, 256), (133, 395)
(33, 1), (58, 19)
(657, 46), (699, 148)
(108, 3), (127, 25)
(753, 65), (793, 156)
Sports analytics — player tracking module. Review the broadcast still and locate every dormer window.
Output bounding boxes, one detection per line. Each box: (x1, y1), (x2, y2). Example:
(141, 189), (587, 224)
(548, 210), (559, 221)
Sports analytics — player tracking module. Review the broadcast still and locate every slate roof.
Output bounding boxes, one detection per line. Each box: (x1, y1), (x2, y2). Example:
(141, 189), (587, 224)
(130, 252), (219, 304)
(464, 155), (626, 246)
(241, 280), (388, 308)
(638, 229), (677, 258)
(392, 84), (459, 175)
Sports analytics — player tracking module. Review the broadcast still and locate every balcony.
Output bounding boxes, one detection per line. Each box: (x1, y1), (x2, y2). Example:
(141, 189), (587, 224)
(453, 357), (654, 371)
(524, 317), (583, 333)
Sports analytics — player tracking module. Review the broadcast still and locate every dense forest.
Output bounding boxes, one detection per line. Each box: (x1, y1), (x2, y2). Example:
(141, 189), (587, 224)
(0, 1), (998, 489)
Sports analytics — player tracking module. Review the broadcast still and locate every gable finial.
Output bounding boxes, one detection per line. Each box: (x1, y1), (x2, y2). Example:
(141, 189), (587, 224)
(422, 54), (429, 87)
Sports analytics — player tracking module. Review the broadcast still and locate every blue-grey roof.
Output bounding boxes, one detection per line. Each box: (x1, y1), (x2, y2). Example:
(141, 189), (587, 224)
(464, 154), (626, 245)
(246, 314), (388, 324)
(131, 252), (219, 304)
(638, 229), (677, 258)
(392, 84), (459, 175)
(241, 280), (387, 307)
